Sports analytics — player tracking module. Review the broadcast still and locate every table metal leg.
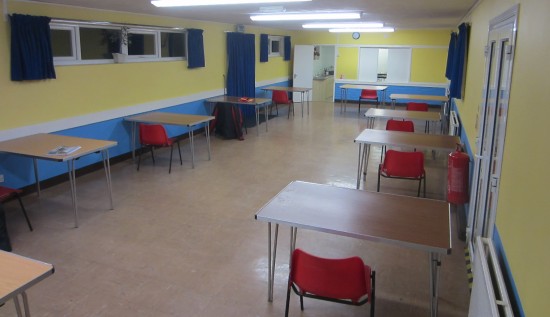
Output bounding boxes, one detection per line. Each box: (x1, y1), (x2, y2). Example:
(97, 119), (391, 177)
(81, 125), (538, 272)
(356, 144), (363, 189)
(267, 223), (279, 302)
(102, 150), (114, 210)
(265, 105), (268, 132)
(340, 88), (344, 113)
(429, 252), (442, 317)
(32, 158), (40, 196)
(362, 144), (371, 182)
(131, 122), (137, 161)
(256, 107), (260, 136)
(189, 129), (195, 168)
(205, 122), (212, 161)
(67, 160), (79, 228)
(306, 91), (310, 115)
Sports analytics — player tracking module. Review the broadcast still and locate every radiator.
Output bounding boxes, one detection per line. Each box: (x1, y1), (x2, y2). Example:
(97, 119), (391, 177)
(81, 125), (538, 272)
(468, 237), (514, 317)
(449, 110), (460, 136)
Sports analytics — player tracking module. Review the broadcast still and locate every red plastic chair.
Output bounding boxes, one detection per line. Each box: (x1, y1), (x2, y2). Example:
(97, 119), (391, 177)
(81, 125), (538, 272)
(377, 150), (426, 197)
(272, 90), (294, 119)
(137, 123), (182, 174)
(406, 102), (430, 132)
(0, 186), (33, 231)
(358, 89), (379, 114)
(381, 119), (416, 160)
(285, 248), (375, 317)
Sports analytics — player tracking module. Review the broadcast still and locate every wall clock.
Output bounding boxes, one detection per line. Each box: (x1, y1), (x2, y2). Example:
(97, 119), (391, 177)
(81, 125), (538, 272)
(352, 32), (360, 40)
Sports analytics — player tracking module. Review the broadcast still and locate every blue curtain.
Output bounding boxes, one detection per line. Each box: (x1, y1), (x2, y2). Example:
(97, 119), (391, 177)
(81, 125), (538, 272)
(187, 28), (205, 68)
(284, 36), (291, 61)
(449, 23), (469, 99)
(226, 32), (255, 98)
(260, 34), (268, 62)
(10, 14), (56, 81)
(445, 32), (457, 79)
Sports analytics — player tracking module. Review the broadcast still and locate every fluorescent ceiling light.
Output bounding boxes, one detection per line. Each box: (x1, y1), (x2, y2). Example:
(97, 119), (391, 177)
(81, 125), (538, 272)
(251, 12), (361, 21)
(152, 0), (311, 7)
(303, 22), (383, 29)
(329, 27), (395, 33)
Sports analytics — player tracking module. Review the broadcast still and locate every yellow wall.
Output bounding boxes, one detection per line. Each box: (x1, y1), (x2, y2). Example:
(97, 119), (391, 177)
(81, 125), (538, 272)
(459, 0), (550, 315)
(410, 48), (448, 83)
(1, 1), (294, 130)
(335, 47), (358, 80)
(297, 29), (450, 82)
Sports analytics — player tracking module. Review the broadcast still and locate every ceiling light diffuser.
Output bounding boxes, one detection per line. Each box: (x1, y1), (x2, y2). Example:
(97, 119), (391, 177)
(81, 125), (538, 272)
(152, 0), (311, 7)
(303, 22), (383, 29)
(251, 12), (361, 21)
(329, 27), (395, 33)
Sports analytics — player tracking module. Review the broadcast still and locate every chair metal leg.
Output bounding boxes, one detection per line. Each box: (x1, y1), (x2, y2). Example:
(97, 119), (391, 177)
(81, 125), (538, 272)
(370, 271), (376, 317)
(15, 194), (32, 231)
(417, 178), (422, 197)
(284, 283), (292, 317)
(300, 295), (304, 311)
(150, 147), (155, 164)
(169, 144), (174, 174)
(177, 141), (182, 165)
(377, 165), (381, 192)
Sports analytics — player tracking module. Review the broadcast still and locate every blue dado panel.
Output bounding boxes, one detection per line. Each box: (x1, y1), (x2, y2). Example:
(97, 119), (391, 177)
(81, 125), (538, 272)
(334, 83), (447, 106)
(0, 100), (209, 189)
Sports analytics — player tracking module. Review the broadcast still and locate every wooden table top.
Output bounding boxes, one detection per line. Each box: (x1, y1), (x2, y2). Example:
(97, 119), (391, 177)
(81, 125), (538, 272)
(205, 95), (271, 106)
(390, 94), (448, 102)
(0, 250), (54, 303)
(355, 129), (460, 151)
(341, 84), (388, 91)
(0, 133), (118, 162)
(365, 108), (441, 122)
(262, 86), (312, 93)
(255, 181), (451, 254)
(125, 112), (214, 126)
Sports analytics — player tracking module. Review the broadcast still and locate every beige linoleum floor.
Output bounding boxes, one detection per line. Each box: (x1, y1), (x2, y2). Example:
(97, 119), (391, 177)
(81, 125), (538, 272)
(1, 101), (469, 317)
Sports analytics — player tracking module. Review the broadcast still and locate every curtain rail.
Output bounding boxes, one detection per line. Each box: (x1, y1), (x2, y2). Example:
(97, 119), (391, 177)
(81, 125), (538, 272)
(50, 17), (185, 31)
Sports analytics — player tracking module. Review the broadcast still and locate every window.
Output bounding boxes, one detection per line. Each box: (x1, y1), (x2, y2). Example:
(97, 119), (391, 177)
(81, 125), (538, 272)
(50, 22), (187, 65)
(50, 27), (75, 60)
(268, 35), (283, 57)
(80, 27), (121, 60)
(161, 32), (186, 58)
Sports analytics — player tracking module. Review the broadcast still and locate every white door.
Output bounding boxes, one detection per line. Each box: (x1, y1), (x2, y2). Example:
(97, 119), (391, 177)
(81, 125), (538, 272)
(467, 5), (518, 244)
(292, 45), (314, 101)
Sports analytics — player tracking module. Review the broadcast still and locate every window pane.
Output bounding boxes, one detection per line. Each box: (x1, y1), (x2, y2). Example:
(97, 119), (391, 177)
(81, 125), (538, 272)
(80, 28), (120, 60)
(128, 33), (156, 56)
(161, 32), (185, 58)
(51, 29), (73, 57)
(271, 40), (280, 53)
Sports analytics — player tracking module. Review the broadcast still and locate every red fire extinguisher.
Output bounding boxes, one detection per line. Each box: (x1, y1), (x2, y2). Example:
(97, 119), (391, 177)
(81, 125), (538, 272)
(447, 145), (470, 204)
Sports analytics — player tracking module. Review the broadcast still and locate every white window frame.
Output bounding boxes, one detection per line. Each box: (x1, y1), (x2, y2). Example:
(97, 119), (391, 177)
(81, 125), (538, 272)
(268, 35), (283, 57)
(50, 25), (78, 64)
(50, 21), (187, 65)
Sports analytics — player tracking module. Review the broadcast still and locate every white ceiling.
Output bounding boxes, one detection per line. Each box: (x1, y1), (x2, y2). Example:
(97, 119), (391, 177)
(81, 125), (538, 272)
(31, 0), (477, 30)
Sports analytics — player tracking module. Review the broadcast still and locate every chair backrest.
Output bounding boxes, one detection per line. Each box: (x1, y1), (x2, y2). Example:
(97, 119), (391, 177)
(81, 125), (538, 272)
(360, 89), (378, 99)
(272, 90), (290, 104)
(406, 102), (429, 112)
(139, 123), (169, 146)
(386, 119), (415, 133)
(382, 150), (424, 178)
(290, 248), (371, 303)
